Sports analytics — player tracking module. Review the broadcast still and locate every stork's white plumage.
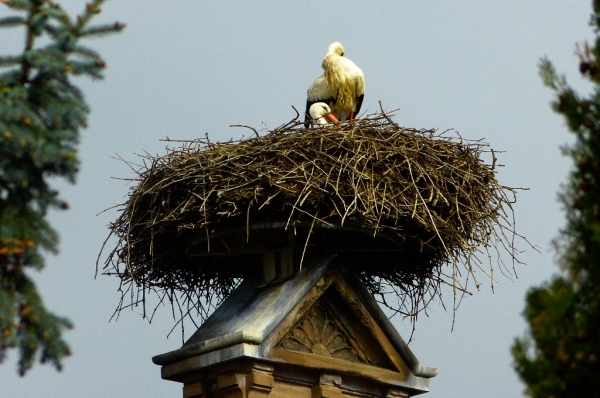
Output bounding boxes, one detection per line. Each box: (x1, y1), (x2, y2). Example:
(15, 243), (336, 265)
(304, 42), (365, 127)
(308, 102), (340, 126)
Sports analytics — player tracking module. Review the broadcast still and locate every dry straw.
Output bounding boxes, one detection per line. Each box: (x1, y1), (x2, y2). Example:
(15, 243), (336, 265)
(100, 108), (528, 330)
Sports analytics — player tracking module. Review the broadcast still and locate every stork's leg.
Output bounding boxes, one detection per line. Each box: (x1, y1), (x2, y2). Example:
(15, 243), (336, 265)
(349, 111), (355, 120)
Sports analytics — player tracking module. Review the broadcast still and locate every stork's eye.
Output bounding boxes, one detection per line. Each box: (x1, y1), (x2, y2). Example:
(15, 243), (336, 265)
(340, 52), (344, 56)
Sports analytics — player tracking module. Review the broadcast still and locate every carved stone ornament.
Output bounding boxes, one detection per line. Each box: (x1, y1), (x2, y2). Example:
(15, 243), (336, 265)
(276, 301), (373, 365)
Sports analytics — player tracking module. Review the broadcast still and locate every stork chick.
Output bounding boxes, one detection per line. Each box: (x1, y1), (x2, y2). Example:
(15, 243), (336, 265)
(308, 102), (340, 126)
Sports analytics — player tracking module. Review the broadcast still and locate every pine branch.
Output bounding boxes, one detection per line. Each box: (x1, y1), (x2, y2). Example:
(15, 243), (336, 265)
(0, 56), (23, 67)
(44, 2), (72, 29)
(0, 16), (26, 27)
(81, 22), (126, 38)
(513, 4), (600, 396)
(70, 45), (102, 61)
(0, 0), (33, 11)
(19, 0), (42, 85)
(0, 0), (124, 376)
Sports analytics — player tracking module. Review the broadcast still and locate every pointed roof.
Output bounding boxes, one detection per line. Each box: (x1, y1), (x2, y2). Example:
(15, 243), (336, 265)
(153, 254), (437, 393)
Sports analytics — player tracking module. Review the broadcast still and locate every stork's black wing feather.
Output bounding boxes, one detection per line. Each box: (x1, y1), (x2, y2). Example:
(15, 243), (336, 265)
(304, 99), (316, 128)
(355, 94), (364, 117)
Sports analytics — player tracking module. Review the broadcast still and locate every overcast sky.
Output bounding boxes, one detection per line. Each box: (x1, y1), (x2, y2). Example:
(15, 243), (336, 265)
(0, 1), (594, 397)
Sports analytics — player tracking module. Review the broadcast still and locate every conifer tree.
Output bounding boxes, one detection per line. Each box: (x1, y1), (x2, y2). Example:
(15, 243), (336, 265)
(0, 0), (123, 375)
(512, 1), (600, 395)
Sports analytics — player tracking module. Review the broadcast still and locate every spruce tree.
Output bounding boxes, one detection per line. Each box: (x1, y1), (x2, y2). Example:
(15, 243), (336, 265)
(512, 1), (600, 395)
(0, 0), (123, 375)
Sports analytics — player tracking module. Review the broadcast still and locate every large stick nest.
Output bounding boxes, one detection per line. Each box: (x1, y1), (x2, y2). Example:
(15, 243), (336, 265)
(101, 110), (526, 326)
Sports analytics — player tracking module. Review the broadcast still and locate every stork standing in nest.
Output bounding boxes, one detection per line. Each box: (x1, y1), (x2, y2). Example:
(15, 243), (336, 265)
(304, 42), (365, 127)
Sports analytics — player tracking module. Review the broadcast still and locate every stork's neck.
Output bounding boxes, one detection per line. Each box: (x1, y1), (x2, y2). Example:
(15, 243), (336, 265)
(321, 56), (350, 110)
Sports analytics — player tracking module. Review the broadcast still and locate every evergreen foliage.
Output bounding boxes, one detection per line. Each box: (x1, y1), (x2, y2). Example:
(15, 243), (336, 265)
(0, 0), (123, 376)
(512, 1), (600, 395)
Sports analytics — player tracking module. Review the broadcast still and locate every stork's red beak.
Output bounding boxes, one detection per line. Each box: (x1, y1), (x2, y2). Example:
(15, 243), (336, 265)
(326, 112), (340, 125)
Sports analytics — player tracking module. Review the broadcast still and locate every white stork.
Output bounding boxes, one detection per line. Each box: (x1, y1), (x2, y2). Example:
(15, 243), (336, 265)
(308, 102), (340, 126)
(304, 42), (365, 127)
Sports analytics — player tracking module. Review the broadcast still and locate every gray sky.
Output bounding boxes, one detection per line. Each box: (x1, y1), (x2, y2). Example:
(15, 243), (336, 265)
(0, 1), (593, 397)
